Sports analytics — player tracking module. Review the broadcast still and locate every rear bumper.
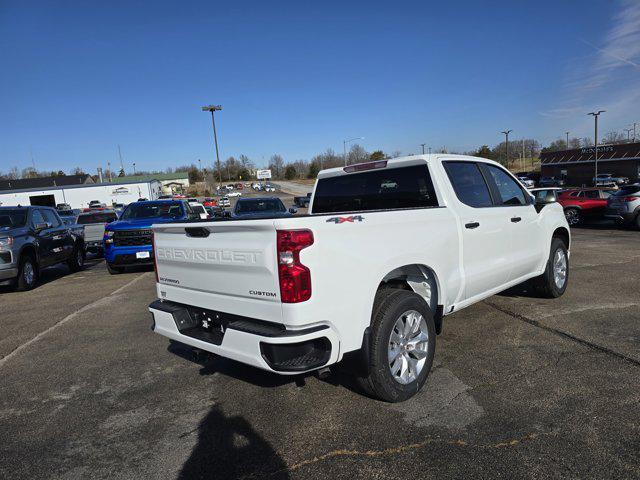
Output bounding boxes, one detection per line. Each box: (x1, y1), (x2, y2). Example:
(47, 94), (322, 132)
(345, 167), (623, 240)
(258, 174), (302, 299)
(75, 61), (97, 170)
(149, 299), (340, 374)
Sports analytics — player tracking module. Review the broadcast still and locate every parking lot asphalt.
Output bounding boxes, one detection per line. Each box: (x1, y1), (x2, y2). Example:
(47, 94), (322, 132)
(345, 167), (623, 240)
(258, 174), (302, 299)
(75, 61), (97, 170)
(1, 227), (639, 479)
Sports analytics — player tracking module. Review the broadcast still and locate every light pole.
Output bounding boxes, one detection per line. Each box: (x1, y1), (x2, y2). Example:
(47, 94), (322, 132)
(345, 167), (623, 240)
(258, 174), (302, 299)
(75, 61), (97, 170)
(420, 143), (427, 155)
(343, 137), (364, 166)
(625, 128), (633, 142)
(202, 104), (223, 186)
(632, 122), (637, 143)
(133, 162), (136, 175)
(107, 161), (112, 182)
(428, 147), (432, 155)
(501, 130), (512, 167)
(588, 110), (605, 185)
(198, 158), (202, 172)
(566, 131), (570, 149)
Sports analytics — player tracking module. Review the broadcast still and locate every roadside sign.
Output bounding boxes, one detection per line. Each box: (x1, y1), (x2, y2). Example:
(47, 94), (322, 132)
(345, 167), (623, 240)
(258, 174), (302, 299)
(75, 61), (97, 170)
(257, 169), (272, 180)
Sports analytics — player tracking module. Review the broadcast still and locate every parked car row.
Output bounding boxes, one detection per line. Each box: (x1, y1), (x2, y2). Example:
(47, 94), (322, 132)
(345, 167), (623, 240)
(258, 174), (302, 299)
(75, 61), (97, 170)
(531, 185), (640, 228)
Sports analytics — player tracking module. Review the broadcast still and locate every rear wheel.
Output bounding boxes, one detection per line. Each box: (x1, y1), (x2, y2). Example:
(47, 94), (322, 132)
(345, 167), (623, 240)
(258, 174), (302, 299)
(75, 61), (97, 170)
(106, 263), (124, 275)
(16, 254), (38, 291)
(67, 243), (85, 272)
(564, 208), (581, 226)
(532, 237), (569, 298)
(356, 289), (435, 402)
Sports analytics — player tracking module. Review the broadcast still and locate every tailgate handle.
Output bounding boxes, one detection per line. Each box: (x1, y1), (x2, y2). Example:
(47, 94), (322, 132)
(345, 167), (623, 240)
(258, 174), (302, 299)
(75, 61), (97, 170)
(185, 227), (210, 238)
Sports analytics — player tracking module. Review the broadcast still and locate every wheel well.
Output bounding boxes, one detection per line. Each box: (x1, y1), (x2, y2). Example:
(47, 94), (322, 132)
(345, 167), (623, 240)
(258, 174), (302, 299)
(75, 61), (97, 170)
(377, 264), (443, 333)
(553, 227), (570, 249)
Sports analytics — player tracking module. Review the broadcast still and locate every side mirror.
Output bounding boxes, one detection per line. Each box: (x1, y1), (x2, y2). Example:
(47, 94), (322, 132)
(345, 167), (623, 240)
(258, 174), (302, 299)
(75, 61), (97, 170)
(289, 207), (298, 214)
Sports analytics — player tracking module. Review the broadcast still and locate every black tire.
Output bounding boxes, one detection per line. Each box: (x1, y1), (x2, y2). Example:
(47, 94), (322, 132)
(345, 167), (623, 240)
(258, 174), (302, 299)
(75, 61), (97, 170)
(635, 213), (640, 231)
(356, 289), (436, 403)
(532, 237), (569, 298)
(564, 208), (581, 227)
(16, 253), (38, 291)
(67, 243), (85, 272)
(106, 262), (124, 275)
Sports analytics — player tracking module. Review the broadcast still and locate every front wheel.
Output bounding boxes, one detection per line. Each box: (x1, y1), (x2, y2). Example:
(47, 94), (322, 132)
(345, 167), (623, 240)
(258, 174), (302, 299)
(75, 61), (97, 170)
(532, 237), (569, 298)
(106, 263), (124, 275)
(356, 290), (436, 402)
(16, 254), (38, 291)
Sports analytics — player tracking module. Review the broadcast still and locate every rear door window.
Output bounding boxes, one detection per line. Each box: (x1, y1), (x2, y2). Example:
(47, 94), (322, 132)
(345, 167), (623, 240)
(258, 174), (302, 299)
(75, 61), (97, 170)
(443, 161), (493, 208)
(313, 164), (439, 214)
(583, 190), (599, 199)
(77, 212), (117, 224)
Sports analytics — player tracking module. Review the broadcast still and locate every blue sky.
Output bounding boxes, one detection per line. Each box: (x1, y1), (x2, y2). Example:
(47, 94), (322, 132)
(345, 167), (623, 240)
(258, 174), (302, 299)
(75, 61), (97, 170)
(1, 0), (639, 174)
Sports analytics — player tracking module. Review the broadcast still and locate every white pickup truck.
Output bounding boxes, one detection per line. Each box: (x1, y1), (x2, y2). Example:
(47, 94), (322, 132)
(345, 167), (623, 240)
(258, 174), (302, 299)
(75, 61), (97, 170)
(149, 155), (570, 402)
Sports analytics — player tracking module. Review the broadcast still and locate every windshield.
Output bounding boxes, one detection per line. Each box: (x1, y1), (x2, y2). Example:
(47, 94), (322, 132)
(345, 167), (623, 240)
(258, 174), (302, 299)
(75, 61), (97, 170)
(191, 205), (205, 214)
(613, 185), (640, 196)
(0, 209), (28, 228)
(235, 199), (286, 214)
(120, 201), (184, 219)
(77, 212), (118, 224)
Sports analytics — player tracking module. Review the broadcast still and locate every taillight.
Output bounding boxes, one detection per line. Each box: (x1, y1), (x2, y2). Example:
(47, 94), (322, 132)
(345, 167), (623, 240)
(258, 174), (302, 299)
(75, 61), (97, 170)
(152, 231), (159, 282)
(277, 229), (314, 303)
(623, 196), (639, 202)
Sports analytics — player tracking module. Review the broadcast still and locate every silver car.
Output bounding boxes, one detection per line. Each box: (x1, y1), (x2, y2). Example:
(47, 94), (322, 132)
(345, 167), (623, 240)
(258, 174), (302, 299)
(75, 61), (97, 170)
(605, 184), (640, 228)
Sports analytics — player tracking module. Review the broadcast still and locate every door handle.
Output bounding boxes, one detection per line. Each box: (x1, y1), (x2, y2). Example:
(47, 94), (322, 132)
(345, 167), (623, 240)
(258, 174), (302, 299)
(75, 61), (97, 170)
(465, 222), (480, 229)
(511, 217), (522, 223)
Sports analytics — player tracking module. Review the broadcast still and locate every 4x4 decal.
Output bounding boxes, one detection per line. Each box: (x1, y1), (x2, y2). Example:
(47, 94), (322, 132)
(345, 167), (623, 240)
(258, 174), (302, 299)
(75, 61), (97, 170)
(326, 215), (364, 224)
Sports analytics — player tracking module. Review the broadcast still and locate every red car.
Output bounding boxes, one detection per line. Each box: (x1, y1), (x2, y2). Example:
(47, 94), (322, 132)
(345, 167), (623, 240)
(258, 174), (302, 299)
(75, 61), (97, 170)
(202, 198), (217, 207)
(558, 188), (616, 226)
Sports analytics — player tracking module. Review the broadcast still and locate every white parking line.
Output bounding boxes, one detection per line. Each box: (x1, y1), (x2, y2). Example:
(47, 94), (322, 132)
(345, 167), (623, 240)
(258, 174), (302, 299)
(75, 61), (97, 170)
(0, 272), (150, 369)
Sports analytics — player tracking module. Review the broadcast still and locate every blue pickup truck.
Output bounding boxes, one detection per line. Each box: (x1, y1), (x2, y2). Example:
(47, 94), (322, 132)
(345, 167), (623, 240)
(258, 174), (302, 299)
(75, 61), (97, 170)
(103, 200), (197, 274)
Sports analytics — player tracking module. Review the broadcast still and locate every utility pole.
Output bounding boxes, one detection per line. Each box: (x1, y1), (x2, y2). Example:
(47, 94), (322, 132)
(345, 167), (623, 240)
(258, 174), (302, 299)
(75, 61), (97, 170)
(201, 105), (223, 186)
(521, 139), (525, 172)
(624, 128), (633, 142)
(588, 110), (605, 186)
(343, 137), (364, 166)
(632, 122), (637, 143)
(420, 143), (427, 154)
(501, 130), (512, 167)
(566, 131), (570, 149)
(107, 161), (112, 182)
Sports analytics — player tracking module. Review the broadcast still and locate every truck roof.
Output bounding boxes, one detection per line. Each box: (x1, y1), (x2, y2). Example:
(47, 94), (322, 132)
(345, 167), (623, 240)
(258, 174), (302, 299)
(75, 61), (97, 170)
(316, 154), (500, 180)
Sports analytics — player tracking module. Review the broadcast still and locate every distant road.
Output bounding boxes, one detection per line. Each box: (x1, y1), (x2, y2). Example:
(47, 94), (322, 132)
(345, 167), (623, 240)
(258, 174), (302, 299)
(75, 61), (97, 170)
(271, 181), (313, 196)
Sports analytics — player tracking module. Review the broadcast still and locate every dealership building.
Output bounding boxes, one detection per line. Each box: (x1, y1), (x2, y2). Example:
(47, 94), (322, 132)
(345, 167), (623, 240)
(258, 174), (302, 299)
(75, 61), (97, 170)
(540, 142), (640, 186)
(0, 176), (162, 209)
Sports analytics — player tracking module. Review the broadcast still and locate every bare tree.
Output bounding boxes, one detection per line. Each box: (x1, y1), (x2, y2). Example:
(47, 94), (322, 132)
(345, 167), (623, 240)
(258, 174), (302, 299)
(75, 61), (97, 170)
(269, 154), (285, 178)
(347, 144), (369, 165)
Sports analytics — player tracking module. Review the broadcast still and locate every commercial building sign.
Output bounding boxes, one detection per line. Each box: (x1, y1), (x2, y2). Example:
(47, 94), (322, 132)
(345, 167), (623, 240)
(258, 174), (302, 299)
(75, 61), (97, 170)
(256, 169), (272, 180)
(112, 187), (130, 195)
(580, 145), (615, 155)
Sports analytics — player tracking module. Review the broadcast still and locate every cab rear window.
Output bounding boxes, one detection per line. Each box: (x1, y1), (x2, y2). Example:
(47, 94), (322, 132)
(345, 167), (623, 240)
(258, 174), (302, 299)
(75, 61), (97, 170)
(78, 212), (117, 224)
(312, 165), (439, 214)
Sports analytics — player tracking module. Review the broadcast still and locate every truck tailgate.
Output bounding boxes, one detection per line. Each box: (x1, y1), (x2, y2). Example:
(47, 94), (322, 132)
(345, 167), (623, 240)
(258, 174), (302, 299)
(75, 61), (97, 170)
(84, 224), (106, 243)
(153, 221), (281, 311)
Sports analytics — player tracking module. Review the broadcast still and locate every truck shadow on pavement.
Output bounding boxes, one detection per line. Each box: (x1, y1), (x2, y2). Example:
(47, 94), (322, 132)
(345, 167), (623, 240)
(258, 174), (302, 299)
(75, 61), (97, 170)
(168, 340), (365, 396)
(178, 405), (290, 480)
